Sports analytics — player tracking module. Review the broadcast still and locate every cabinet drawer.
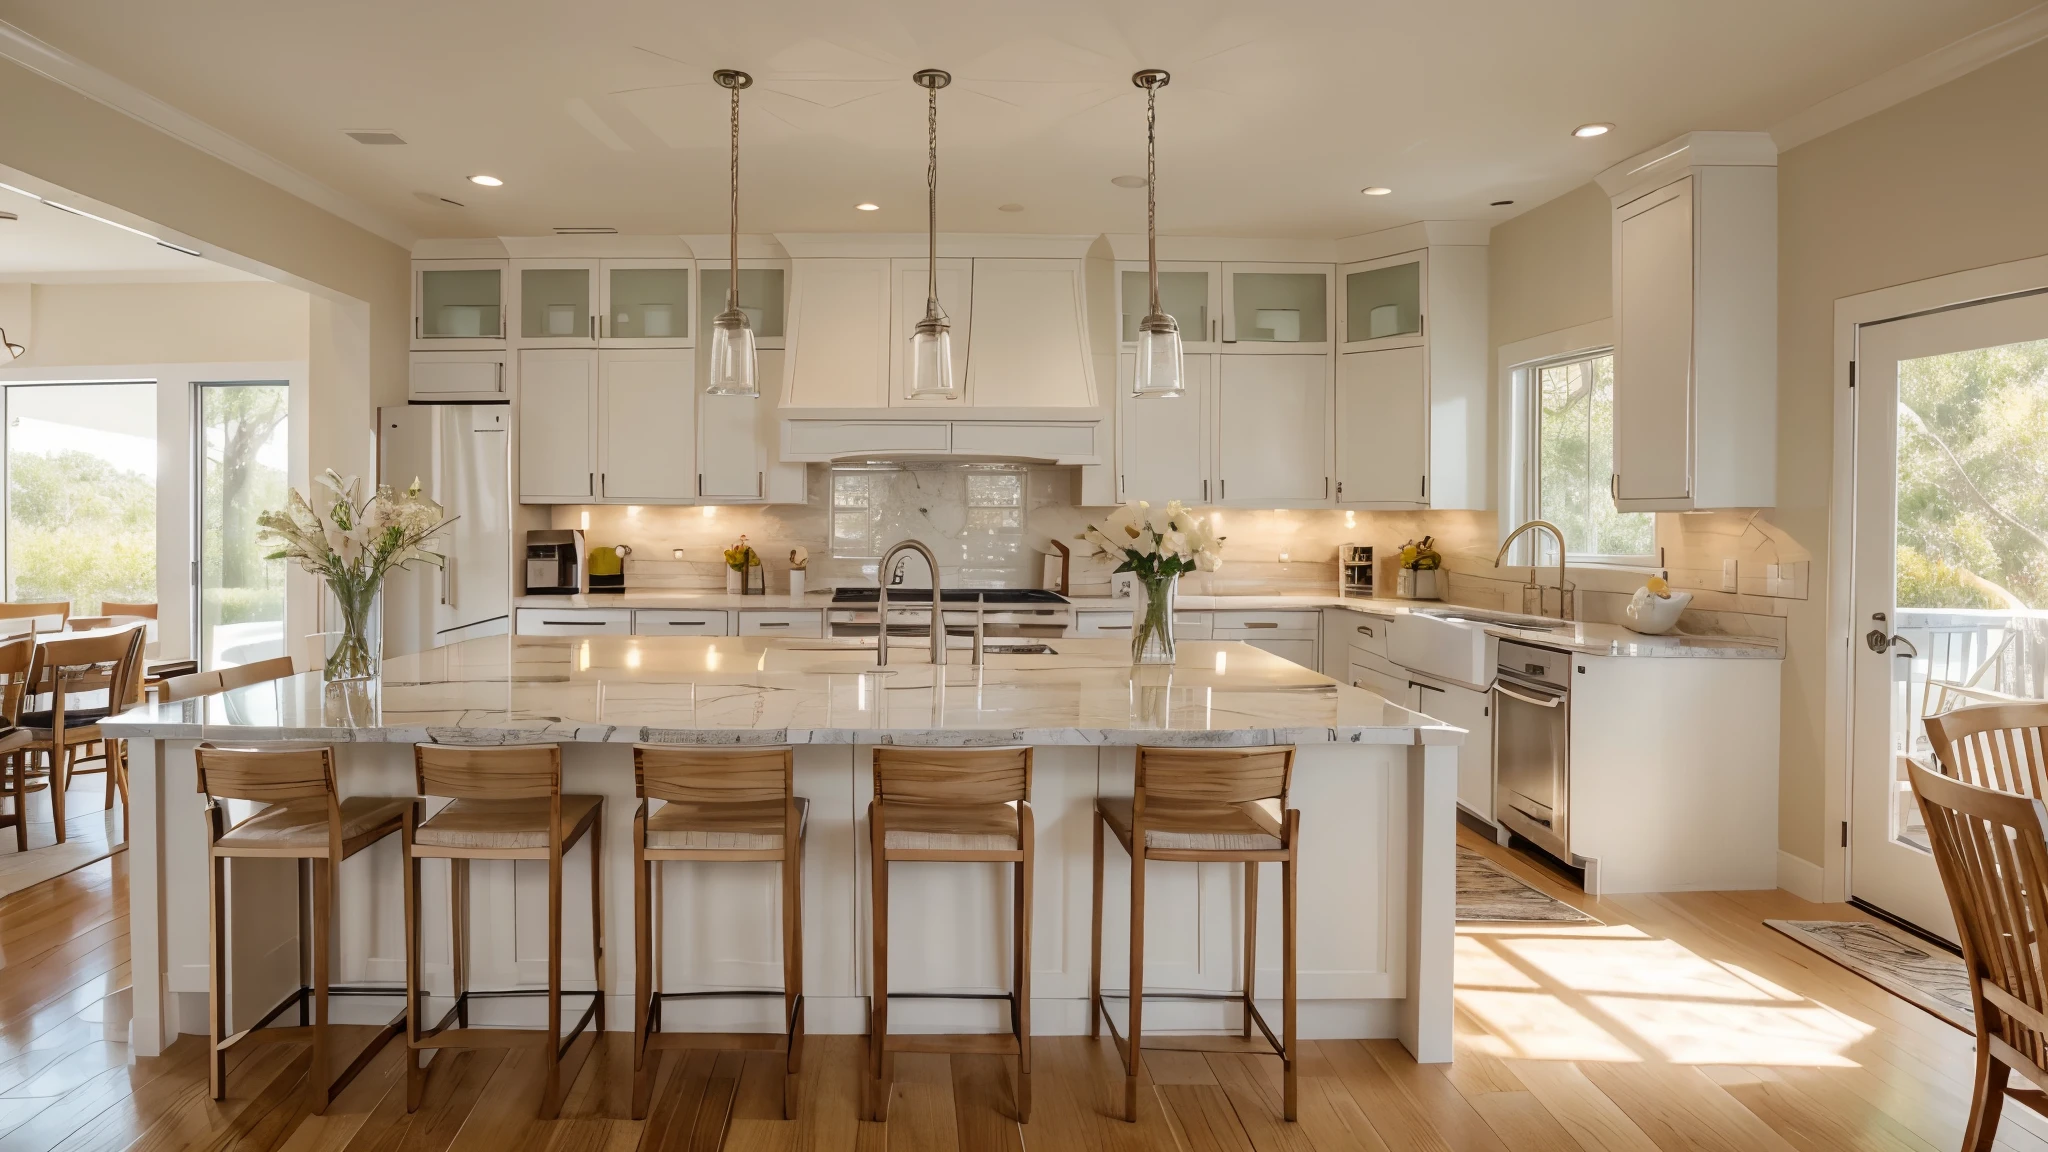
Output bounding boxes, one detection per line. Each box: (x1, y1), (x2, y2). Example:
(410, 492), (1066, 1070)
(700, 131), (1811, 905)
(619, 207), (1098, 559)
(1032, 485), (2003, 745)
(1071, 610), (1134, 637)
(633, 610), (729, 636)
(1212, 610), (1320, 638)
(1343, 614), (1391, 657)
(516, 608), (631, 636)
(739, 610), (823, 637)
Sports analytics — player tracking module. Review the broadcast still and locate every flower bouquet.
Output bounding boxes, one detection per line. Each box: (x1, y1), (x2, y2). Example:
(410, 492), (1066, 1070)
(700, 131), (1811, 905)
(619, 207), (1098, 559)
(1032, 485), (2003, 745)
(724, 535), (761, 595)
(1082, 500), (1223, 664)
(258, 469), (453, 682)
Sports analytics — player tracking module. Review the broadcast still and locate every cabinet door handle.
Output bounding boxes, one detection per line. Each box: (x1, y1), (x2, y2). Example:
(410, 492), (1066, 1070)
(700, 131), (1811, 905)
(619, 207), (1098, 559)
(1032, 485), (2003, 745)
(1407, 680), (1444, 695)
(414, 315), (421, 340)
(590, 314), (598, 341)
(588, 472), (594, 496)
(1242, 621), (1280, 629)
(755, 621), (789, 627)
(1356, 624), (1375, 637)
(601, 473), (607, 496)
(1325, 476), (1330, 500)
(1611, 473), (1620, 501)
(1220, 479), (1227, 499)
(1420, 474), (1428, 500)
(758, 471), (764, 499)
(665, 621), (705, 627)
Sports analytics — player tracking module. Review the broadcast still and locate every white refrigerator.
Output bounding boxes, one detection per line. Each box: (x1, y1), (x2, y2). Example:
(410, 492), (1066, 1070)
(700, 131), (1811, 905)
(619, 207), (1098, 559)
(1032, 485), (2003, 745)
(378, 405), (512, 656)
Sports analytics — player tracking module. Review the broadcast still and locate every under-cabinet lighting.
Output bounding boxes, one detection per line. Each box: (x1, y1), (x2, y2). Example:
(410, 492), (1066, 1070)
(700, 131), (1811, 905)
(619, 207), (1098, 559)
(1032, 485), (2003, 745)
(701, 505), (716, 518)
(672, 548), (685, 560)
(705, 645), (722, 671)
(1345, 511), (1356, 528)
(1572, 123), (1613, 138)
(579, 510), (590, 530)
(578, 641), (590, 672)
(625, 645), (642, 669)
(468, 174), (503, 186)
(1214, 650), (1227, 674)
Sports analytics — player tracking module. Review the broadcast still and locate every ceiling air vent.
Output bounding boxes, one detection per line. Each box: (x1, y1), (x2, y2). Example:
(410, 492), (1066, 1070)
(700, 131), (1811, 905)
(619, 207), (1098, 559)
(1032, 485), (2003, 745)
(345, 130), (407, 145)
(412, 191), (464, 208)
(553, 226), (618, 235)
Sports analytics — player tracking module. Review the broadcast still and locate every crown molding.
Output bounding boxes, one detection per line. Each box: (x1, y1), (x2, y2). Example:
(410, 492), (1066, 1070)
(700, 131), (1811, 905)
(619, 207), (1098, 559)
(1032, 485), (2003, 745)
(1771, 2), (2048, 151)
(0, 18), (415, 248)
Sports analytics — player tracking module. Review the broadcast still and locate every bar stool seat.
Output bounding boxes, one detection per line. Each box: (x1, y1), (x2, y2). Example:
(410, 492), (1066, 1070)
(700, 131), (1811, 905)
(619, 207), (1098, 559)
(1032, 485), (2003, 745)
(413, 793), (602, 852)
(218, 796), (414, 851)
(881, 800), (1020, 852)
(1096, 796), (1284, 851)
(644, 795), (808, 850)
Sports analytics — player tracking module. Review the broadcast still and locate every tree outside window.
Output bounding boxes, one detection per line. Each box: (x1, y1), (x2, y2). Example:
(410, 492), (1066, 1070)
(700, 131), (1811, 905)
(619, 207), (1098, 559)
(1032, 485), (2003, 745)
(1531, 354), (1654, 562)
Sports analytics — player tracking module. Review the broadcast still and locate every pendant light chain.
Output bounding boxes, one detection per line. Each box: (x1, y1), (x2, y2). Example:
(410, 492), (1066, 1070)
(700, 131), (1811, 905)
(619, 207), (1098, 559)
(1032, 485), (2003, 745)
(927, 80), (940, 317)
(1146, 79), (1160, 315)
(728, 79), (741, 311)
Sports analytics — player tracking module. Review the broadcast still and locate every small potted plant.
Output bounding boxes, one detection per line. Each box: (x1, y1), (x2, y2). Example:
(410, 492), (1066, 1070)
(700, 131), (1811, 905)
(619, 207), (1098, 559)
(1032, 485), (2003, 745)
(723, 535), (761, 595)
(1397, 536), (1442, 600)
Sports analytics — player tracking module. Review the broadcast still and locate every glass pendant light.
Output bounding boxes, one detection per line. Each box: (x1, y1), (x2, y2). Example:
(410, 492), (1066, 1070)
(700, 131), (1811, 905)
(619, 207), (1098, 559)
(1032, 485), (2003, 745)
(907, 69), (958, 398)
(1131, 68), (1184, 399)
(705, 68), (759, 397)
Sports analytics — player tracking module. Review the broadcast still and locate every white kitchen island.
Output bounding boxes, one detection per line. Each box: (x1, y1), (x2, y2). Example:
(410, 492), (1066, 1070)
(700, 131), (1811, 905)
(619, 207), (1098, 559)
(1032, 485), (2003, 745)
(104, 636), (1460, 1065)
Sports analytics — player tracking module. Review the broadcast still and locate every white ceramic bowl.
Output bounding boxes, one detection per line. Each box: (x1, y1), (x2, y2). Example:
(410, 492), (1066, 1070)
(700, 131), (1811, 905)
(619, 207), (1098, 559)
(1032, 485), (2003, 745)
(1624, 587), (1691, 635)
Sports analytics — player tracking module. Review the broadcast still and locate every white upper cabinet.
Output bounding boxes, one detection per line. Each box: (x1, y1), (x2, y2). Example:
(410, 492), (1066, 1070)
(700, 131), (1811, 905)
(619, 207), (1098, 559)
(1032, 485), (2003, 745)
(888, 258), (973, 406)
(1331, 234), (1489, 509)
(1215, 355), (1329, 505)
(782, 258), (893, 407)
(1116, 351), (1211, 506)
(409, 351), (507, 403)
(701, 349), (804, 503)
(1599, 132), (1777, 511)
(1222, 264), (1332, 354)
(414, 260), (506, 350)
(962, 258), (1095, 407)
(513, 260), (598, 347)
(700, 264), (787, 350)
(517, 349), (595, 502)
(600, 259), (693, 347)
(598, 349), (695, 503)
(1116, 262), (1223, 351)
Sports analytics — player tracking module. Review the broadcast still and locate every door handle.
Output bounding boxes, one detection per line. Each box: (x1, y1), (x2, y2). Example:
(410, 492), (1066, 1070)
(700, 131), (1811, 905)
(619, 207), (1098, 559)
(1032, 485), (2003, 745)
(1865, 629), (1919, 657)
(1355, 624), (1375, 637)
(1241, 622), (1280, 629)
(1495, 683), (1565, 708)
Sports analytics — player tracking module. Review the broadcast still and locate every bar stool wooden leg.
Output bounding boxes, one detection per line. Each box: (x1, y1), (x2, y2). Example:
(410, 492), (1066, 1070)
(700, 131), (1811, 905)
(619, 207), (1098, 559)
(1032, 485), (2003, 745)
(590, 816), (606, 1036)
(632, 809), (654, 1120)
(208, 845), (229, 1099)
(310, 857), (334, 1113)
(402, 820), (426, 1113)
(868, 802), (891, 1122)
(1015, 804), (1034, 1123)
(50, 750), (67, 844)
(451, 859), (470, 1027)
(783, 826), (804, 1121)
(1242, 861), (1258, 1040)
(1281, 813), (1299, 1122)
(542, 842), (565, 1119)
(1088, 810), (1104, 1041)
(1125, 840), (1146, 1124)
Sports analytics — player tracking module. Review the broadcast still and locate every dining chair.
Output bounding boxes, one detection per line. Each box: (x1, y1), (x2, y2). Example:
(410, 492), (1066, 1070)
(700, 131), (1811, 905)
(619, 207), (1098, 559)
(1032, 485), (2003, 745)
(65, 617), (114, 632)
(100, 602), (157, 619)
(1924, 701), (2048, 798)
(19, 625), (146, 840)
(1907, 759), (2048, 1151)
(0, 636), (37, 850)
(0, 602), (70, 636)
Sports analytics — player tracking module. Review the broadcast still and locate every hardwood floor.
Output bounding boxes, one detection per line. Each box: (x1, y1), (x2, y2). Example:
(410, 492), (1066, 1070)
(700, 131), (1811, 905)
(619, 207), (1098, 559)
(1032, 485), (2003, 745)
(3, 827), (2041, 1152)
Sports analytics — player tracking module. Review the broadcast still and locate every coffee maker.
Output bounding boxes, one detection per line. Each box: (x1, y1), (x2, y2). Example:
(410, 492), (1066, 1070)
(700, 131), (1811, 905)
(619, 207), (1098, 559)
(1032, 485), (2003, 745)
(523, 529), (585, 595)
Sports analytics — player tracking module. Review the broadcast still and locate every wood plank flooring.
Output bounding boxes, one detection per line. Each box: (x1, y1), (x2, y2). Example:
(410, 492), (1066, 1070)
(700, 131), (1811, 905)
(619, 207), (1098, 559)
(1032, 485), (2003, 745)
(4, 826), (2043, 1152)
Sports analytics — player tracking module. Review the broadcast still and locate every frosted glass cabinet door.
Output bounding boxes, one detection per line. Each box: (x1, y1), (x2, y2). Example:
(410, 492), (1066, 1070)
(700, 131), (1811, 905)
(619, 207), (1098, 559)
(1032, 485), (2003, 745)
(699, 266), (788, 345)
(1215, 355), (1328, 504)
(1341, 255), (1424, 350)
(518, 263), (596, 345)
(415, 262), (505, 349)
(603, 260), (693, 346)
(1118, 262), (1221, 349)
(1224, 266), (1330, 351)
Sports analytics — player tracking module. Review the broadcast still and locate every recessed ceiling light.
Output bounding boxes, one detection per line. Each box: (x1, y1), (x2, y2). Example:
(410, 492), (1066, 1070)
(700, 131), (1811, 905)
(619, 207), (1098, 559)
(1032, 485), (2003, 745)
(1110, 175), (1147, 189)
(1572, 123), (1613, 138)
(1490, 200), (1515, 207)
(1361, 186), (1393, 196)
(997, 203), (1024, 213)
(468, 174), (503, 187)
(855, 202), (880, 211)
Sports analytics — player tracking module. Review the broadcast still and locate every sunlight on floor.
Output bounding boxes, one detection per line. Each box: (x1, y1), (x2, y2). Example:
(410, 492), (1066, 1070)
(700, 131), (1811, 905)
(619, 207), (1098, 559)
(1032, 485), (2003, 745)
(1456, 924), (1874, 1068)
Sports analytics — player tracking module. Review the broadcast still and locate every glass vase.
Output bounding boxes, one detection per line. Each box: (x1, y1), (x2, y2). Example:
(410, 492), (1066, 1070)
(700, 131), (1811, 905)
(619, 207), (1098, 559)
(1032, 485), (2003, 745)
(323, 580), (383, 683)
(1131, 573), (1179, 665)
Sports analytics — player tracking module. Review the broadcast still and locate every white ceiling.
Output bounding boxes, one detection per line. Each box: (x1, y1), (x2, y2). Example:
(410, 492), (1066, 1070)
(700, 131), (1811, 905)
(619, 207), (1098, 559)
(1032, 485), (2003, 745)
(0, 184), (258, 281)
(0, 0), (2038, 241)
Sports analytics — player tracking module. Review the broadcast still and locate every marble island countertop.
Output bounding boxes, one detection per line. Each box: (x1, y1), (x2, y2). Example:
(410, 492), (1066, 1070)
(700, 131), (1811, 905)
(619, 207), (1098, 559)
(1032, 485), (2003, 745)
(103, 636), (1463, 747)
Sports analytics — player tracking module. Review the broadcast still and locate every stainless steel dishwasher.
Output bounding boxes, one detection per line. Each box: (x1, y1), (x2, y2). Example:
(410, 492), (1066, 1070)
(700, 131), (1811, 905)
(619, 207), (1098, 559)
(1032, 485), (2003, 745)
(1493, 639), (1572, 863)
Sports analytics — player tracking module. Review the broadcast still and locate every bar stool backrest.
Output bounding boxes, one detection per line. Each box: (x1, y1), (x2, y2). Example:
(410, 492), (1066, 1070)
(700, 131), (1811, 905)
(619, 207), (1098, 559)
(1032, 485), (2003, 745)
(0, 635), (33, 724)
(415, 743), (562, 800)
(872, 746), (1031, 805)
(160, 670), (226, 703)
(1134, 745), (1294, 810)
(1925, 701), (2048, 799)
(100, 602), (158, 619)
(195, 743), (335, 804)
(221, 656), (297, 690)
(635, 744), (791, 803)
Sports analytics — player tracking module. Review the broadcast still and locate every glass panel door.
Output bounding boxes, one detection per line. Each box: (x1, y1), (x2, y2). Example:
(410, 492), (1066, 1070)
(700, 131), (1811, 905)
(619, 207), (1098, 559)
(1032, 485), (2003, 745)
(1345, 261), (1421, 343)
(3, 382), (158, 623)
(520, 266), (593, 341)
(1120, 268), (1213, 344)
(419, 267), (502, 339)
(196, 382), (289, 669)
(699, 267), (786, 339)
(1228, 269), (1327, 345)
(1851, 292), (2048, 940)
(607, 265), (691, 341)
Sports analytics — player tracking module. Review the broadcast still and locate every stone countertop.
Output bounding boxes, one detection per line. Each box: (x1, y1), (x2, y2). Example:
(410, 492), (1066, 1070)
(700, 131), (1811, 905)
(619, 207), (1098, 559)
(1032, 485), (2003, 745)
(104, 636), (1463, 747)
(515, 591), (840, 610)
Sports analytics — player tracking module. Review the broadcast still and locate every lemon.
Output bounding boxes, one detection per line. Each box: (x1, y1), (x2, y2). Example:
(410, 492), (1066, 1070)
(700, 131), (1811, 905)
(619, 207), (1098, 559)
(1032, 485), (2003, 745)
(1646, 576), (1671, 598)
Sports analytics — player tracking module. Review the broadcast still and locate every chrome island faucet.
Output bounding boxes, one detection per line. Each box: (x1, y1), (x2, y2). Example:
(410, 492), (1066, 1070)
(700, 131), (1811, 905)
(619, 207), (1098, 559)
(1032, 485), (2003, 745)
(1494, 520), (1576, 620)
(876, 539), (946, 667)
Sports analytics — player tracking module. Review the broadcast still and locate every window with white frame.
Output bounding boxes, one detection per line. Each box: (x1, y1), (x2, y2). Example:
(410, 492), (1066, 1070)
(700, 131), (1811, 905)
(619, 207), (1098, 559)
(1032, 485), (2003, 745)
(1516, 350), (1655, 564)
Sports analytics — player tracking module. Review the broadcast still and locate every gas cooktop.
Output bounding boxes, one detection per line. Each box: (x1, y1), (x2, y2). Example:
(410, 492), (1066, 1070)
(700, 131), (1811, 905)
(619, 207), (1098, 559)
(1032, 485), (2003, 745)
(830, 588), (1070, 605)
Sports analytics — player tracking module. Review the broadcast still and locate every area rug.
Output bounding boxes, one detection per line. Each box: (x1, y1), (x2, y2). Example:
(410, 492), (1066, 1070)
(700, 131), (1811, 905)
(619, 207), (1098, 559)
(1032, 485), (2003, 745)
(1456, 848), (1598, 923)
(1766, 918), (1972, 1032)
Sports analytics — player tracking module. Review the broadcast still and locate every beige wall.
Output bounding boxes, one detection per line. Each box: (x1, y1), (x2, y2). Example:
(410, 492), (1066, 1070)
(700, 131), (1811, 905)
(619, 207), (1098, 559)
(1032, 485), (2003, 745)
(1485, 36), (2048, 871)
(15, 281), (309, 367)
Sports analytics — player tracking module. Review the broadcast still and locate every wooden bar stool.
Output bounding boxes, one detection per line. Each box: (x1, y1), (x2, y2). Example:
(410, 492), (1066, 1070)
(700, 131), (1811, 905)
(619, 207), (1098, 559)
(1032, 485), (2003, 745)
(402, 743), (604, 1118)
(868, 746), (1034, 1123)
(630, 744), (807, 1120)
(195, 743), (412, 1111)
(1089, 744), (1300, 1122)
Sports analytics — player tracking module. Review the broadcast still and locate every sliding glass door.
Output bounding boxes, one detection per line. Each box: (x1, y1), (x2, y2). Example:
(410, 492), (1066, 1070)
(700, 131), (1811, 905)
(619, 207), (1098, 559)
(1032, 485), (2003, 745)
(2, 382), (158, 615)
(195, 382), (288, 669)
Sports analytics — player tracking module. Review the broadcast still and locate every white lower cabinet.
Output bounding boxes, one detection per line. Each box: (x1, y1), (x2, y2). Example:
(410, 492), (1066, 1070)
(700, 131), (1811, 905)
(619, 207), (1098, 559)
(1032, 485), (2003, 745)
(738, 609), (823, 637)
(1407, 670), (1493, 822)
(515, 607), (631, 636)
(1212, 610), (1319, 669)
(1216, 356), (1329, 505)
(1347, 648), (1417, 710)
(632, 610), (729, 636)
(519, 349), (695, 504)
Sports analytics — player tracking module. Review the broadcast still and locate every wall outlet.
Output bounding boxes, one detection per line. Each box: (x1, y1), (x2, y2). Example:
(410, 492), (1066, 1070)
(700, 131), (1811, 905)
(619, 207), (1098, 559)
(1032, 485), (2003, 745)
(1722, 558), (1739, 592)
